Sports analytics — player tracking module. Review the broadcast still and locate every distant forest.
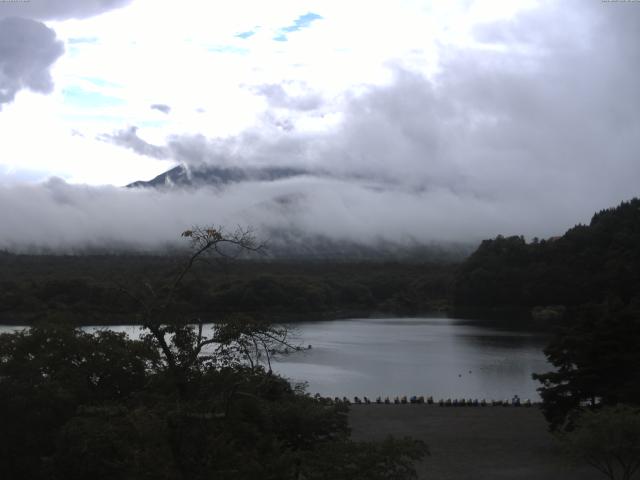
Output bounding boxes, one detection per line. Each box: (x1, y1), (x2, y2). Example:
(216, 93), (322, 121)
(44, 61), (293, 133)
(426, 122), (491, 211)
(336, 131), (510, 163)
(1, 198), (639, 325)
(0, 255), (454, 325)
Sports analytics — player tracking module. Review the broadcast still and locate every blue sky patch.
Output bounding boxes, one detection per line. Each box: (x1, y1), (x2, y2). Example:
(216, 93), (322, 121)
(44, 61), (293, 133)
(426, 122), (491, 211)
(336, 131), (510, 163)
(62, 86), (126, 109)
(68, 37), (99, 45)
(236, 30), (256, 39)
(273, 12), (323, 42)
(283, 12), (323, 32)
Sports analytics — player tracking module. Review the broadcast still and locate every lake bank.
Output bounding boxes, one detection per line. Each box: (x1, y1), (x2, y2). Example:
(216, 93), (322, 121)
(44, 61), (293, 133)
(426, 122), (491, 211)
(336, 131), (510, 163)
(349, 404), (599, 480)
(0, 306), (556, 333)
(0, 308), (448, 327)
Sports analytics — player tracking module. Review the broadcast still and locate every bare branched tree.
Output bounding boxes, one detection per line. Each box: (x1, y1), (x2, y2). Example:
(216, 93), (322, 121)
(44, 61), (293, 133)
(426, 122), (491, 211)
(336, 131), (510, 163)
(117, 225), (300, 398)
(212, 315), (302, 373)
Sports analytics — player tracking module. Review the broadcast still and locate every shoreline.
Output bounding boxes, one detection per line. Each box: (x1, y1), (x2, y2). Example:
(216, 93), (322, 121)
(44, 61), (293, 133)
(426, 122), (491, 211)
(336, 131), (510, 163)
(0, 306), (550, 329)
(0, 309), (445, 327)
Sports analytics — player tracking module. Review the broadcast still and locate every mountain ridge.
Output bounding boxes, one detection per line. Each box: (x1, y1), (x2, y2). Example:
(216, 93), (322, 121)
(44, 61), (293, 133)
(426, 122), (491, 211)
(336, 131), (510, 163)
(127, 164), (312, 189)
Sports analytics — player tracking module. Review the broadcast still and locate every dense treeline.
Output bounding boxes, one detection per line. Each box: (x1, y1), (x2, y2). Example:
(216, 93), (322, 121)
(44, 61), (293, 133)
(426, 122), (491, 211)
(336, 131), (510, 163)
(454, 198), (640, 309)
(451, 199), (640, 431)
(0, 255), (454, 324)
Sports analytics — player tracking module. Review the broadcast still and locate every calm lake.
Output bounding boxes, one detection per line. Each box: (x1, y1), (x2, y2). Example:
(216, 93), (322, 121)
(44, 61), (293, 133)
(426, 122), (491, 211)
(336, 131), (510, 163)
(0, 317), (551, 400)
(274, 317), (550, 400)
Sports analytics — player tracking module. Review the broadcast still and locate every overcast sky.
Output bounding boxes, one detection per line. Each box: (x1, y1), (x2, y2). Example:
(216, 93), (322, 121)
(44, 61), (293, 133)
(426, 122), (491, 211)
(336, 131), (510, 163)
(0, 0), (639, 251)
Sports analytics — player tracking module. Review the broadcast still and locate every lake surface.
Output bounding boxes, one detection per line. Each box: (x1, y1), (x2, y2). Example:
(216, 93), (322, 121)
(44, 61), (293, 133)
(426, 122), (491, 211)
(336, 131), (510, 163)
(274, 317), (550, 400)
(0, 317), (551, 400)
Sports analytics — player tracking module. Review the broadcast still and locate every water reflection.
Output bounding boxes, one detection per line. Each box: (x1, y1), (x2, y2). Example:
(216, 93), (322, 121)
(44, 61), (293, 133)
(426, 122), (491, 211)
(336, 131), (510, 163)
(0, 317), (552, 400)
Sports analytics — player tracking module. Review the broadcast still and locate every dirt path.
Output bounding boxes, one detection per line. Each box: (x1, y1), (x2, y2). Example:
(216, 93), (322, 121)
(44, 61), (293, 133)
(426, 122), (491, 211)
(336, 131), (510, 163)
(349, 405), (601, 480)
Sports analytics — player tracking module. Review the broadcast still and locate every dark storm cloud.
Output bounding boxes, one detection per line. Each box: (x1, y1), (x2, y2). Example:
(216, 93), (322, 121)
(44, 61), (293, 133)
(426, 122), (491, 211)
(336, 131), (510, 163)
(0, 17), (64, 108)
(0, 0), (132, 21)
(0, 1), (133, 108)
(98, 126), (170, 159)
(435, 0), (640, 209)
(0, 0), (131, 108)
(150, 103), (171, 114)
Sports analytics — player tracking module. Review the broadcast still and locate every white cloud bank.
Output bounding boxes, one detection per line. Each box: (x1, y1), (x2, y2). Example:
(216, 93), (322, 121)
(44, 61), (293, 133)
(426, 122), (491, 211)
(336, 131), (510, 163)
(0, 0), (638, 251)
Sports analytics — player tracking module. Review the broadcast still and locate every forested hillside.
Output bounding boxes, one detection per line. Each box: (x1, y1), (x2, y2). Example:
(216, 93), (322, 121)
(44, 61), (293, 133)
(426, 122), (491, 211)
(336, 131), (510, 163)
(454, 198), (640, 309)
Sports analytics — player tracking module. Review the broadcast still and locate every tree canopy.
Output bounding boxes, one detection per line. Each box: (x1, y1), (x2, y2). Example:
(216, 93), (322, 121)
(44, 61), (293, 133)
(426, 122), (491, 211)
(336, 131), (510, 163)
(533, 300), (640, 431)
(454, 198), (640, 309)
(0, 226), (427, 479)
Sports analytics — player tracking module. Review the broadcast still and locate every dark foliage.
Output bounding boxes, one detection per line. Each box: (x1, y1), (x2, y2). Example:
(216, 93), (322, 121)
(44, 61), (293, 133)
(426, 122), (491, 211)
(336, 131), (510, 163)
(0, 324), (427, 480)
(0, 323), (158, 479)
(0, 256), (454, 325)
(454, 198), (640, 309)
(533, 301), (640, 431)
(561, 405), (640, 480)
